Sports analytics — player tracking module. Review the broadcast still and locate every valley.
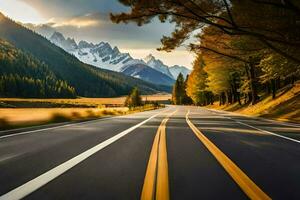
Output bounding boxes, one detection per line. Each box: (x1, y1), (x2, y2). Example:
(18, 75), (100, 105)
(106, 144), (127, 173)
(0, 13), (172, 98)
(47, 31), (190, 86)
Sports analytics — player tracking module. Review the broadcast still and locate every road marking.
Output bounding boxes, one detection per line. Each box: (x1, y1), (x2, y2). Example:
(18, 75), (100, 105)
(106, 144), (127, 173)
(205, 108), (300, 144)
(0, 108), (167, 140)
(0, 112), (162, 200)
(233, 119), (300, 144)
(186, 110), (271, 200)
(141, 110), (177, 200)
(206, 108), (300, 128)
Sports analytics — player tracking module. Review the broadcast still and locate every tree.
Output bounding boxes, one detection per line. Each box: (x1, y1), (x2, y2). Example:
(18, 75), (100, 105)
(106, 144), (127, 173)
(124, 87), (143, 108)
(186, 55), (212, 105)
(183, 75), (193, 105)
(259, 52), (300, 99)
(111, 1), (300, 107)
(111, 0), (300, 63)
(172, 73), (185, 105)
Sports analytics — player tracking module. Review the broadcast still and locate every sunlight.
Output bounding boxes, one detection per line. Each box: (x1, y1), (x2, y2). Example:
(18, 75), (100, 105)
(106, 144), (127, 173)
(0, 0), (46, 24)
(120, 48), (194, 69)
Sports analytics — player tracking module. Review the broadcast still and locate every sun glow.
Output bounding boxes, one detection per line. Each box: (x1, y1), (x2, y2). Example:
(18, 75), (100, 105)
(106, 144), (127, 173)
(0, 0), (46, 24)
(120, 48), (194, 69)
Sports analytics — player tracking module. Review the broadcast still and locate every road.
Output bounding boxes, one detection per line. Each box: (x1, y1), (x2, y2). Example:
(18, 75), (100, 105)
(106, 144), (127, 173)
(0, 106), (299, 200)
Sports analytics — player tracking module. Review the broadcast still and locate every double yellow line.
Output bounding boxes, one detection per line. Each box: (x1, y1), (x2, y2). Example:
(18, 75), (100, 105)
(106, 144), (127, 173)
(186, 110), (271, 200)
(141, 110), (177, 200)
(141, 109), (271, 200)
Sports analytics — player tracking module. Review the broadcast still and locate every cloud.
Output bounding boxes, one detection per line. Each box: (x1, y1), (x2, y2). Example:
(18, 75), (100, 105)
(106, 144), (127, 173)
(46, 12), (109, 28)
(16, 1), (195, 67)
(51, 18), (99, 28)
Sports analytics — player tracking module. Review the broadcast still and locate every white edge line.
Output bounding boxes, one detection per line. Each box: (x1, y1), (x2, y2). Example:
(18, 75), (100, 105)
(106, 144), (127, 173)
(0, 108), (167, 140)
(0, 112), (161, 200)
(192, 108), (300, 144)
(206, 108), (300, 128)
(233, 120), (300, 144)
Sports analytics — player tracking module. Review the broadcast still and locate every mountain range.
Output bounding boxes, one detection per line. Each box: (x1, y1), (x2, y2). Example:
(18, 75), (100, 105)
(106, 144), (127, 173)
(47, 31), (190, 86)
(0, 12), (170, 97)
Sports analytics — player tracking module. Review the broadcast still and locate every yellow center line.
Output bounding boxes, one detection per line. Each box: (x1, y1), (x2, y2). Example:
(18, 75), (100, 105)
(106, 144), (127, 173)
(141, 109), (177, 200)
(186, 110), (271, 200)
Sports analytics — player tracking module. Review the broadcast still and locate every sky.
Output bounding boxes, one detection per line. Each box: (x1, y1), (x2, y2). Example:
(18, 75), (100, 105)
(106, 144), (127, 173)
(0, 0), (195, 68)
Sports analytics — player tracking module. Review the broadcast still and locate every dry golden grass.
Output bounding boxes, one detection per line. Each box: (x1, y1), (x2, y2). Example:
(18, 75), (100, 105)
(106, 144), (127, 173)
(0, 94), (169, 130)
(142, 93), (171, 101)
(0, 104), (163, 131)
(207, 82), (300, 123)
(0, 93), (171, 107)
(0, 107), (128, 125)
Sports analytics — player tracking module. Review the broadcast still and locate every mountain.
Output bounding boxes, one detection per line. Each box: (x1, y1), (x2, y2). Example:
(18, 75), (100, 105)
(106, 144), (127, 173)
(25, 23), (56, 38)
(49, 32), (133, 72)
(0, 39), (76, 98)
(144, 54), (174, 78)
(28, 24), (190, 85)
(120, 63), (175, 86)
(48, 32), (176, 85)
(169, 65), (191, 79)
(0, 13), (170, 97)
(50, 32), (78, 51)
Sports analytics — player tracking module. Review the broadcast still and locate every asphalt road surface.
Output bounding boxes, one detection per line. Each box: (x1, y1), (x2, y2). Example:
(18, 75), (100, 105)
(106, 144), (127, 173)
(0, 106), (299, 200)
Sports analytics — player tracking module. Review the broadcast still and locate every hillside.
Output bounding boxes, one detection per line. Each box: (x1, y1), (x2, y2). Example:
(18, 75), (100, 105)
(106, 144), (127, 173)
(47, 31), (188, 85)
(0, 40), (76, 98)
(207, 82), (300, 123)
(121, 63), (175, 86)
(0, 13), (170, 97)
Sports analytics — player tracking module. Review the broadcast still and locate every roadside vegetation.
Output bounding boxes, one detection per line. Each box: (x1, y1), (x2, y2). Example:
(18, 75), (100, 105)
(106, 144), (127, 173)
(112, 1), (299, 122)
(124, 87), (163, 111)
(0, 92), (165, 131)
(207, 82), (300, 123)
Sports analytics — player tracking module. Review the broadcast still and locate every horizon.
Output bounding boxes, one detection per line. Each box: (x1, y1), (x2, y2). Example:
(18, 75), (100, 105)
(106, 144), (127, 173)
(0, 0), (194, 69)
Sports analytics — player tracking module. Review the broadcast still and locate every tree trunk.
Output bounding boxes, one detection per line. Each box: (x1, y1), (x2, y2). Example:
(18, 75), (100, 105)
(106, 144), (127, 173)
(271, 79), (276, 99)
(248, 62), (258, 104)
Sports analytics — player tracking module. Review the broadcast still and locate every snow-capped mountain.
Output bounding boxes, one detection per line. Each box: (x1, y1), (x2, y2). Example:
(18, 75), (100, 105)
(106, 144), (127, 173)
(120, 63), (175, 86)
(49, 33), (133, 72)
(144, 54), (174, 78)
(47, 31), (190, 85)
(50, 32), (78, 51)
(169, 65), (191, 79)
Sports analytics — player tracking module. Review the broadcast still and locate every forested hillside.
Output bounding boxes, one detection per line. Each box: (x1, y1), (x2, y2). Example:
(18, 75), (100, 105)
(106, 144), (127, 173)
(0, 40), (76, 98)
(0, 13), (170, 97)
(112, 1), (300, 108)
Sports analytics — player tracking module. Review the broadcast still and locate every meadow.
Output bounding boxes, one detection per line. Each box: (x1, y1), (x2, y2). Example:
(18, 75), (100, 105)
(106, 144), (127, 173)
(0, 94), (170, 131)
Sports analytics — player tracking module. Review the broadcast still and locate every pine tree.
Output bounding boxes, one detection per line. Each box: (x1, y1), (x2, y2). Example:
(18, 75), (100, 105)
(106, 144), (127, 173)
(172, 73), (186, 105)
(124, 87), (142, 108)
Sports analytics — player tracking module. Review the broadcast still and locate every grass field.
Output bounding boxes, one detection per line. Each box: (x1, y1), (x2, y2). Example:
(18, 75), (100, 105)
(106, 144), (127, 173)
(0, 94), (170, 131)
(207, 82), (300, 123)
(0, 104), (164, 131)
(0, 93), (171, 108)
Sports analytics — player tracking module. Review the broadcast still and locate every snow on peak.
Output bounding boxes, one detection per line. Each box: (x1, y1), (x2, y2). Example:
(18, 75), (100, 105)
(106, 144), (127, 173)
(169, 65), (191, 79)
(46, 31), (191, 84)
(144, 54), (156, 63)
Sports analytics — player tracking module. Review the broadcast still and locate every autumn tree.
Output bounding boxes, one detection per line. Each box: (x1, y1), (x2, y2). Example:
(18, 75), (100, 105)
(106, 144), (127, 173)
(112, 1), (300, 106)
(111, 0), (300, 63)
(186, 55), (212, 105)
